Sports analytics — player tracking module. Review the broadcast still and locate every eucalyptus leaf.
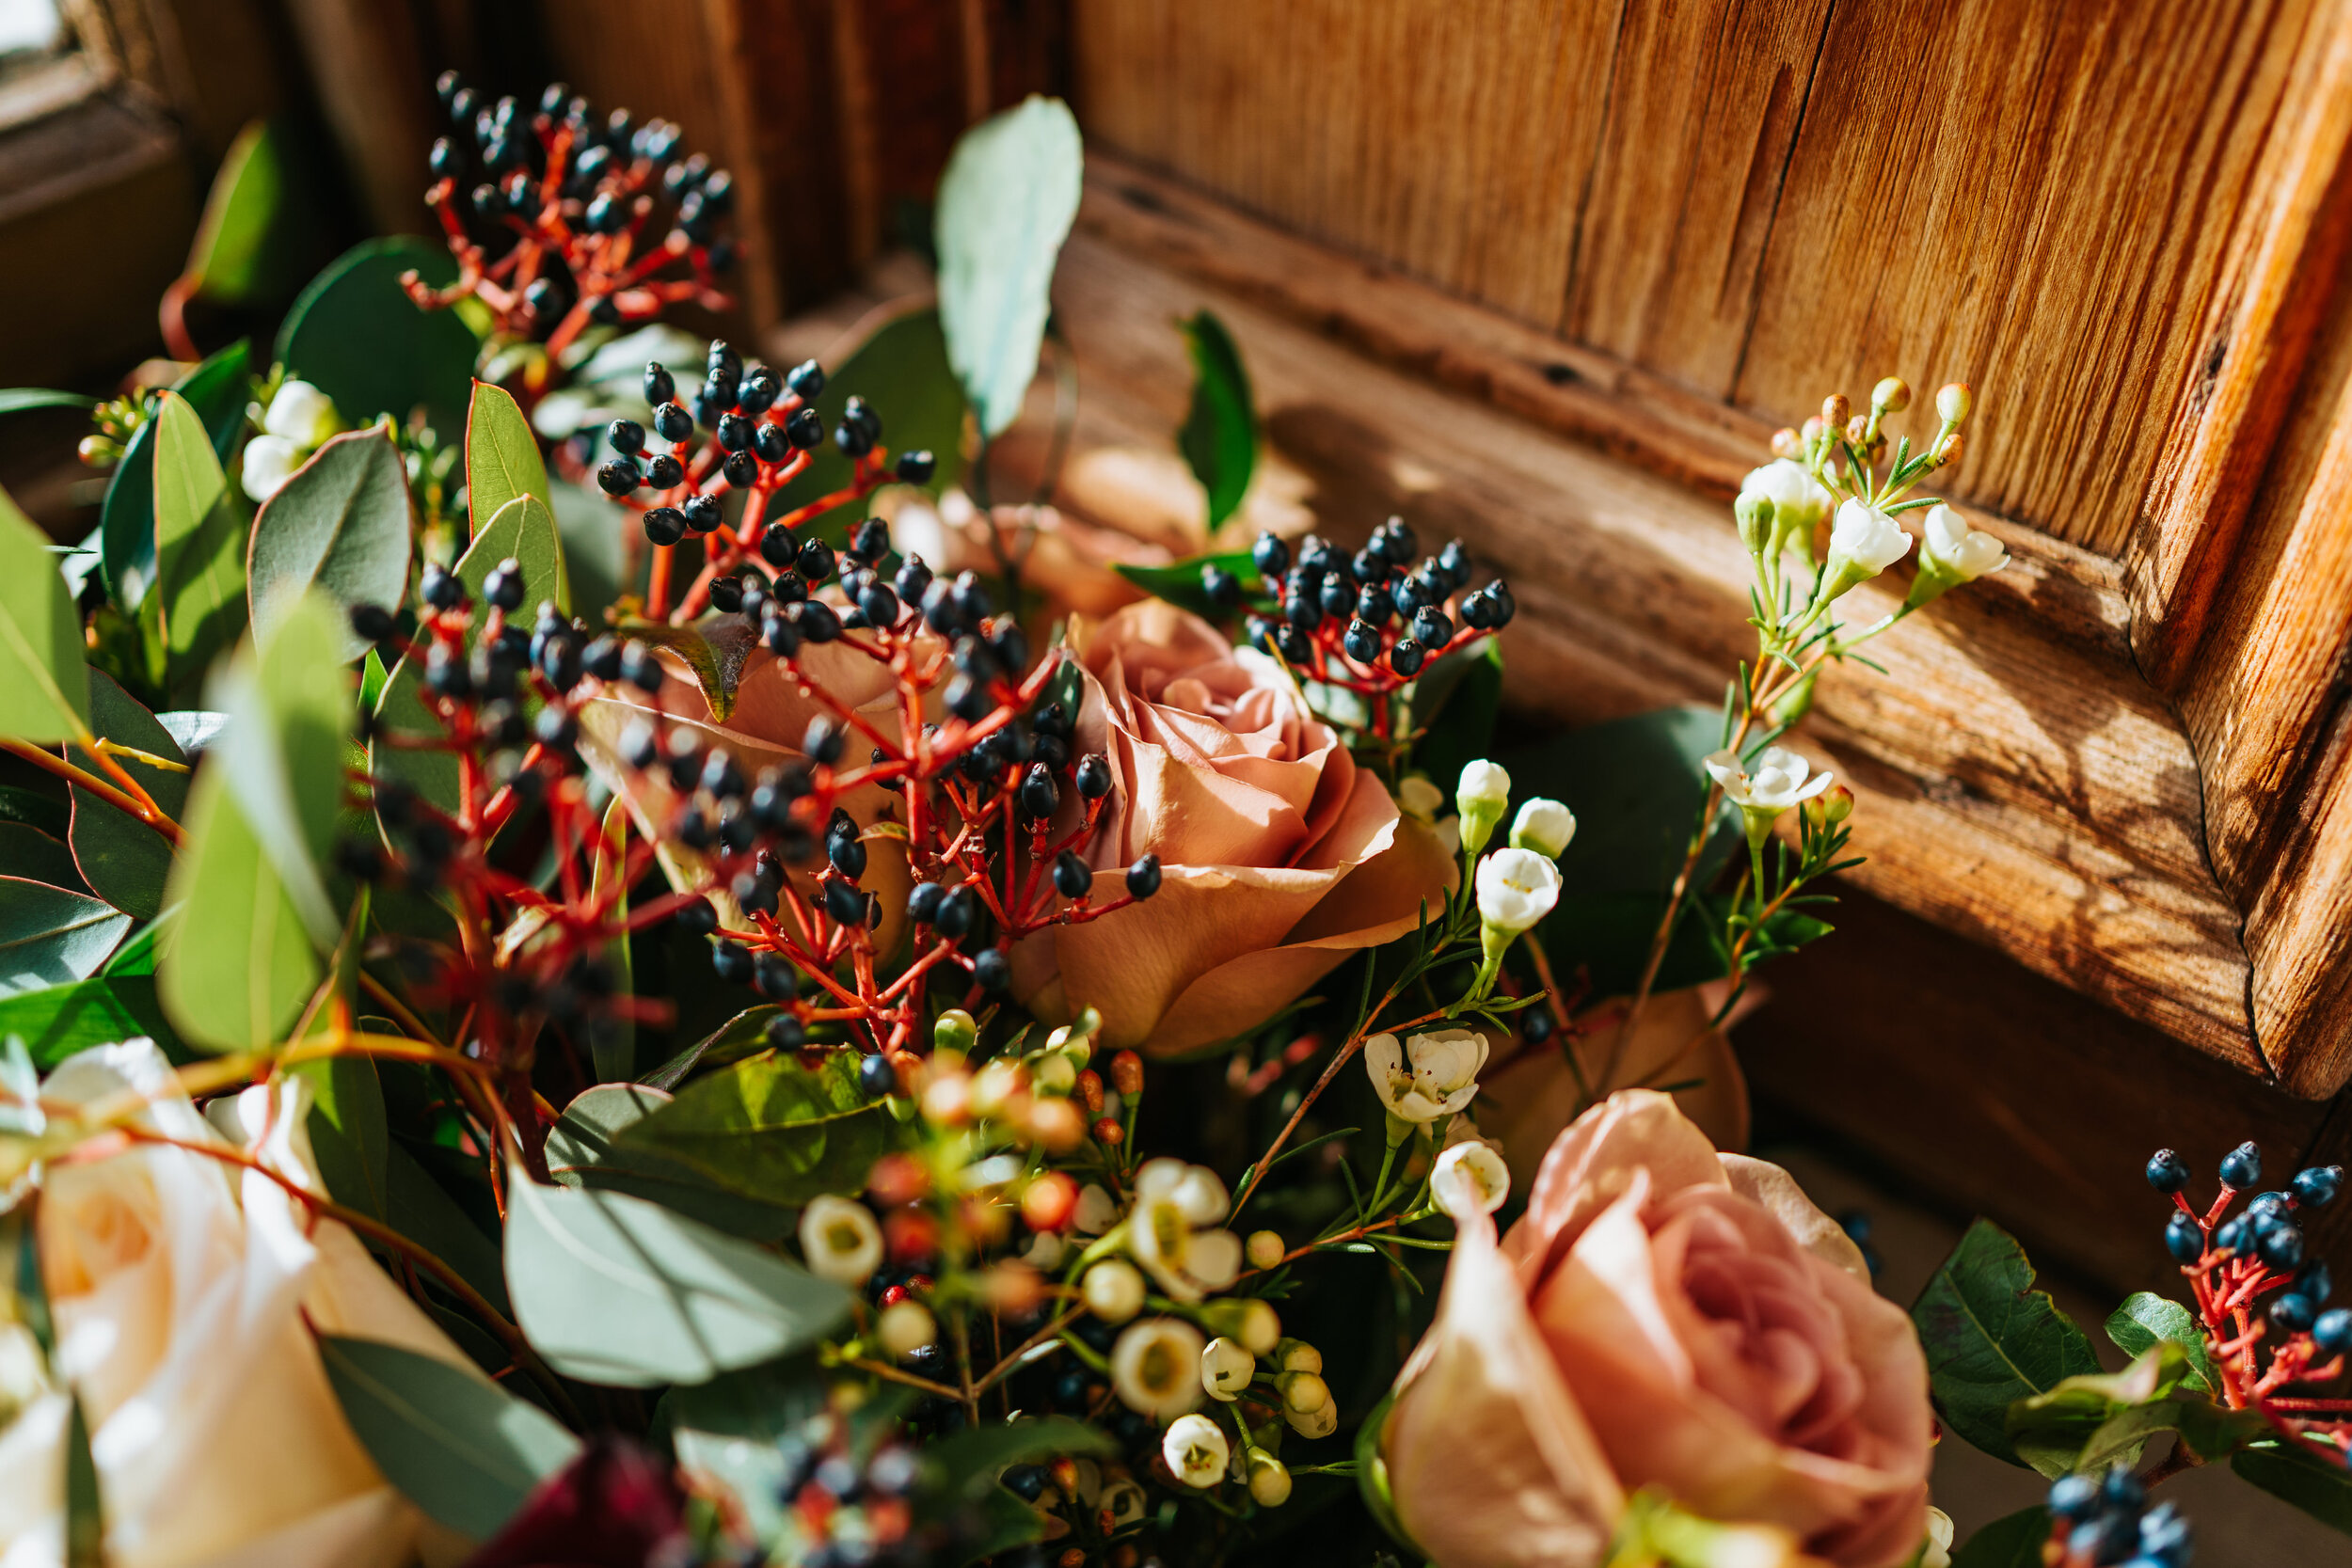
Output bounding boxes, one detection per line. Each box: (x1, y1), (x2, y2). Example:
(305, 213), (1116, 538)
(319, 1334), (580, 1541)
(1911, 1218), (2101, 1466)
(0, 786), (67, 838)
(293, 1052), (389, 1222)
(588, 799), (633, 1082)
(612, 615), (756, 723)
(101, 909), (175, 976)
(0, 485), (90, 742)
(156, 710), (229, 756)
(0, 824), (85, 893)
(0, 881), (130, 997)
(386, 1143), (509, 1314)
(152, 389), (250, 692)
(0, 975), (183, 1068)
(156, 773), (317, 1049)
(465, 381), (553, 543)
(1177, 309), (1256, 529)
(503, 1170), (850, 1387)
(935, 97), (1083, 439)
(616, 1049), (899, 1209)
(639, 1004), (785, 1090)
(100, 340), (251, 607)
(278, 238), (476, 433)
(2106, 1292), (2218, 1396)
(767, 308), (965, 533)
(546, 1083), (796, 1242)
(185, 119), (315, 305)
(248, 426), (413, 658)
(667, 1355), (826, 1544)
(67, 672), (190, 919)
(0, 390), (94, 416)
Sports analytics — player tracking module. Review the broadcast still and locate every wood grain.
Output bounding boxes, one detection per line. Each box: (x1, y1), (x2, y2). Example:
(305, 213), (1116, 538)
(1069, 0), (2316, 554)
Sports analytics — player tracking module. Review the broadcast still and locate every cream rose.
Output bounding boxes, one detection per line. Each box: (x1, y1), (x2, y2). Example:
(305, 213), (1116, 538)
(0, 1039), (474, 1568)
(1010, 601), (1456, 1053)
(1383, 1091), (1931, 1568)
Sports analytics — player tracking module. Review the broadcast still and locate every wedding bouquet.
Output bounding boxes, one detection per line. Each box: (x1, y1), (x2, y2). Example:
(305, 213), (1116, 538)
(0, 81), (2342, 1568)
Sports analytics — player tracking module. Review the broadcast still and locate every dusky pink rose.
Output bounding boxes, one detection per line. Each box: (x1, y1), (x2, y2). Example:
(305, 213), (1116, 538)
(1010, 601), (1455, 1054)
(1384, 1091), (1931, 1568)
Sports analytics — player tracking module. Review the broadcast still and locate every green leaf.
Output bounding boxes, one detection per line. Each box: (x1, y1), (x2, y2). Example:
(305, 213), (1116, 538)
(101, 909), (174, 976)
(67, 672), (190, 919)
(0, 785), (67, 838)
(1911, 1218), (2102, 1466)
(611, 614), (756, 723)
(156, 777), (316, 1049)
(185, 119), (314, 305)
(248, 426), (413, 659)
(1114, 548), (1268, 620)
(767, 308), (965, 532)
(386, 1143), (509, 1313)
(1503, 706), (1741, 997)
(545, 1082), (796, 1241)
(373, 492), (564, 816)
(2233, 1439), (2352, 1535)
(1176, 309), (1256, 529)
(100, 340), (252, 606)
(293, 1052), (389, 1222)
(65, 1390), (102, 1568)
(934, 97), (1083, 439)
(318, 1334), (580, 1542)
(0, 824), (85, 892)
(278, 238), (478, 433)
(0, 881), (130, 997)
(666, 1355), (827, 1544)
(1950, 1507), (2050, 1568)
(639, 1004), (785, 1090)
(2005, 1345), (2190, 1478)
(588, 799), (633, 1082)
(464, 381), (552, 543)
(0, 390), (95, 416)
(1409, 636), (1504, 791)
(0, 485), (90, 742)
(503, 1169), (851, 1386)
(617, 1049), (899, 1210)
(1356, 1387), (1421, 1557)
(0, 975), (183, 1067)
(2106, 1292), (2218, 1396)
(152, 389), (250, 692)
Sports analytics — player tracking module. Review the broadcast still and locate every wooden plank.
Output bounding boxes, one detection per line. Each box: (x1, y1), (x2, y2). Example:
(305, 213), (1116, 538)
(999, 210), (2267, 1072)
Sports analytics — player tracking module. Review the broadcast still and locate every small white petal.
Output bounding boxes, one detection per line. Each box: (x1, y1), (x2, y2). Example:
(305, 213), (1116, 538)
(1161, 1411), (1229, 1488)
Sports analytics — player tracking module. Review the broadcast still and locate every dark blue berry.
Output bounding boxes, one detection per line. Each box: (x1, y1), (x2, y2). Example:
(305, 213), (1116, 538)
(2257, 1222), (2306, 1271)
(643, 507), (685, 546)
(896, 450), (936, 484)
(1343, 618), (1382, 664)
(653, 401), (692, 442)
(2221, 1140), (2263, 1190)
(1126, 855), (1161, 899)
(972, 948), (1010, 990)
(680, 493), (723, 533)
(2296, 1164), (2344, 1207)
(1411, 604), (1454, 647)
(1053, 851), (1091, 900)
(1390, 637), (1427, 676)
(711, 940), (752, 982)
(2164, 1212), (2204, 1263)
(2273, 1291), (2318, 1331)
(1201, 563), (1241, 609)
(2145, 1149), (2190, 1194)
(858, 1053), (897, 1100)
(2314, 1307), (2352, 1354)
(787, 359), (825, 401)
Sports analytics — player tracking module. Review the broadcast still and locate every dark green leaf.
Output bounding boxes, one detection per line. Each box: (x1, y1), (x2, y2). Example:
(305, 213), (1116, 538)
(278, 238), (477, 433)
(768, 309), (965, 532)
(386, 1143), (509, 1313)
(612, 614), (758, 723)
(0, 824), (85, 892)
(504, 1170), (851, 1387)
(0, 786), (67, 838)
(152, 389), (250, 692)
(935, 97), (1083, 439)
(2233, 1440), (2352, 1535)
(0, 390), (94, 416)
(1409, 637), (1503, 791)
(1911, 1218), (2101, 1466)
(929, 1416), (1116, 1500)
(248, 426), (413, 659)
(587, 800), (633, 1082)
(2106, 1292), (2218, 1396)
(617, 1049), (899, 1210)
(666, 1355), (826, 1544)
(0, 880), (130, 997)
(0, 975), (184, 1067)
(156, 778), (315, 1048)
(185, 119), (317, 305)
(546, 1082), (796, 1242)
(318, 1334), (580, 1541)
(293, 1052), (389, 1223)
(639, 1004), (783, 1090)
(101, 910), (173, 977)
(1176, 309), (1255, 528)
(99, 341), (252, 606)
(1950, 1507), (2050, 1568)
(1114, 548), (1267, 620)
(67, 672), (190, 919)
(0, 485), (90, 742)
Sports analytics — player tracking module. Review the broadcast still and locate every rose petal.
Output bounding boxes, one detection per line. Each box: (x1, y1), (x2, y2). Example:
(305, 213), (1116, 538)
(1506, 1089), (1730, 1291)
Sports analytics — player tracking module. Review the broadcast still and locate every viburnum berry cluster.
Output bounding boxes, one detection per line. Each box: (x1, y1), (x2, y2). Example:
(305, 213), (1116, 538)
(1216, 517), (1516, 739)
(407, 71), (736, 364)
(596, 341), (935, 620)
(2148, 1139), (2351, 1463)
(2042, 1464), (2193, 1568)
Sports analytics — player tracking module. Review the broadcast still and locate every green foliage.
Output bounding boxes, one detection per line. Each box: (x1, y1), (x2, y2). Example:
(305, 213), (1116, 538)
(67, 673), (190, 918)
(935, 97), (1083, 440)
(639, 1003), (787, 1090)
(612, 614), (758, 723)
(278, 238), (477, 433)
(2233, 1440), (2352, 1536)
(1408, 637), (1504, 789)
(464, 380), (554, 543)
(248, 426), (413, 658)
(503, 1170), (851, 1386)
(0, 485), (90, 742)
(1177, 309), (1256, 529)
(665, 1355), (827, 1544)
(386, 1144), (508, 1313)
(545, 1082), (796, 1241)
(1115, 549), (1267, 621)
(184, 119), (318, 306)
(152, 390), (252, 695)
(1910, 1218), (2101, 1466)
(0, 975), (183, 1067)
(65, 1392), (101, 1568)
(294, 1052), (389, 1223)
(1355, 1388), (1418, 1557)
(0, 390), (94, 416)
(2106, 1292), (2218, 1396)
(0, 823), (84, 891)
(100, 340), (252, 607)
(1949, 1508), (2050, 1568)
(2003, 1345), (2211, 1478)
(0, 882), (130, 998)
(768, 309), (965, 531)
(619, 1048), (902, 1210)
(318, 1335), (580, 1541)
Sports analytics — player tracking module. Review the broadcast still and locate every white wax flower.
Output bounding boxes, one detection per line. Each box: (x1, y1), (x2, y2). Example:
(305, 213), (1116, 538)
(1136, 1157), (1230, 1227)
(1704, 746), (1834, 814)
(1200, 1336), (1254, 1402)
(1509, 798), (1576, 859)
(1073, 1182), (1118, 1234)
(1114, 1318), (1207, 1420)
(1921, 503), (2008, 581)
(1432, 1140), (1512, 1219)
(1923, 1507), (1957, 1568)
(1083, 1259), (1146, 1323)
(1365, 1027), (1489, 1123)
(240, 433), (302, 503)
(1161, 1412), (1229, 1488)
(1826, 498), (1914, 578)
(1474, 847), (1562, 934)
(263, 379), (341, 448)
(798, 1195), (883, 1286)
(1740, 457), (1833, 545)
(1455, 760), (1511, 853)
(1396, 775), (1444, 822)
(1186, 1227), (1243, 1291)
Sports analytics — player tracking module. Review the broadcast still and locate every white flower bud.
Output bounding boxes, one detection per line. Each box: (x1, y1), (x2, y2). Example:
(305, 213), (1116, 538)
(1508, 798), (1575, 859)
(262, 379), (341, 448)
(240, 434), (302, 503)
(1084, 1259), (1147, 1323)
(1279, 1369), (1331, 1417)
(1248, 1451), (1294, 1507)
(1906, 503), (2010, 611)
(1277, 1338), (1322, 1374)
(1474, 848), (1561, 936)
(1201, 1336), (1254, 1401)
(1114, 1317), (1206, 1420)
(1740, 457), (1832, 538)
(1236, 1299), (1280, 1355)
(1285, 1396), (1338, 1440)
(1923, 1507), (1956, 1568)
(1365, 1028), (1488, 1123)
(1162, 1412), (1229, 1489)
(1246, 1229), (1285, 1270)
(1936, 382), (1974, 425)
(1432, 1140), (1512, 1219)
(1073, 1182), (1117, 1234)
(877, 1299), (936, 1359)
(1826, 498), (1913, 581)
(797, 1195), (883, 1286)
(1455, 760), (1511, 853)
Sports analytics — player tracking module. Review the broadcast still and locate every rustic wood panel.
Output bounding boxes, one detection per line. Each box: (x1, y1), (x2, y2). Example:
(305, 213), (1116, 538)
(996, 188), (2265, 1071)
(1068, 0), (2318, 555)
